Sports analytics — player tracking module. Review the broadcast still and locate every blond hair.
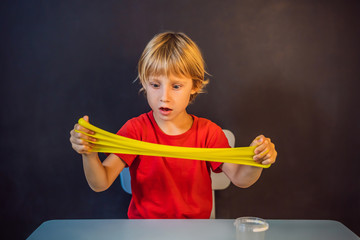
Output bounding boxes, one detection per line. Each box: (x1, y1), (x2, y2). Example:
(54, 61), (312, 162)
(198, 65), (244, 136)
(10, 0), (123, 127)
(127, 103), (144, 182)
(137, 32), (209, 102)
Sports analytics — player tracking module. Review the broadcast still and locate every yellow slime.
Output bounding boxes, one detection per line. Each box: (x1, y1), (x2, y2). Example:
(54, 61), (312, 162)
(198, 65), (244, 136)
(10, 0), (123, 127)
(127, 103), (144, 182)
(76, 118), (271, 168)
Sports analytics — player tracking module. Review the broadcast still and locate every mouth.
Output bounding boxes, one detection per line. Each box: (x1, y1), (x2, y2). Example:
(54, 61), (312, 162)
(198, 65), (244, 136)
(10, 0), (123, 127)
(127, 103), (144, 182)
(159, 107), (173, 115)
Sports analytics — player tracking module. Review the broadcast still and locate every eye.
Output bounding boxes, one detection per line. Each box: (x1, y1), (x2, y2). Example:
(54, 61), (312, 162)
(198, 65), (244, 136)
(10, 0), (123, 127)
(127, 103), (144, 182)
(173, 84), (182, 90)
(150, 82), (160, 88)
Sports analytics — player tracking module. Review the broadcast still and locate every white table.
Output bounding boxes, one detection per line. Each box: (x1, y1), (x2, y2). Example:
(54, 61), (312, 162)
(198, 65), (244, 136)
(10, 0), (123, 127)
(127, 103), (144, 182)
(27, 219), (360, 240)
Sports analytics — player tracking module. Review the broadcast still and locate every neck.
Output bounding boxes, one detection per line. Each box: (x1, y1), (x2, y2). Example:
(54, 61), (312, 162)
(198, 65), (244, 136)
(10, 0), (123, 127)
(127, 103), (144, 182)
(153, 111), (193, 135)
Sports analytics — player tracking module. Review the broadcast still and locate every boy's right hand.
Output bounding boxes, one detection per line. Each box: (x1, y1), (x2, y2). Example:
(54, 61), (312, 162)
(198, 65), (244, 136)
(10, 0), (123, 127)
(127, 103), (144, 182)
(69, 115), (97, 155)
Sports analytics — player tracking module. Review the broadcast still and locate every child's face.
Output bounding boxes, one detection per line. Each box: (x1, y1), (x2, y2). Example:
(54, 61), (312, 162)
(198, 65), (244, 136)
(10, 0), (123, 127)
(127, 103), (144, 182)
(144, 74), (197, 123)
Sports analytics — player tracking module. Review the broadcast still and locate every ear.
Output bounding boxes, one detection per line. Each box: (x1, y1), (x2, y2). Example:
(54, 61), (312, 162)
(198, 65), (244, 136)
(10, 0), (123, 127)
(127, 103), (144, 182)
(191, 84), (200, 95)
(142, 81), (148, 91)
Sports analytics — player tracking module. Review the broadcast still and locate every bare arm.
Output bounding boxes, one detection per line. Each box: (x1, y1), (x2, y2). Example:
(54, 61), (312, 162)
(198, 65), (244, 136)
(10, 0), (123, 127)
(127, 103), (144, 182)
(222, 135), (277, 188)
(81, 153), (126, 192)
(70, 116), (126, 192)
(222, 163), (263, 188)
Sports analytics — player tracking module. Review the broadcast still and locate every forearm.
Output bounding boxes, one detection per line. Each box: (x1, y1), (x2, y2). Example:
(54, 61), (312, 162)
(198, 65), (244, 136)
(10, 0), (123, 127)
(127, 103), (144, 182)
(82, 153), (110, 192)
(222, 163), (263, 188)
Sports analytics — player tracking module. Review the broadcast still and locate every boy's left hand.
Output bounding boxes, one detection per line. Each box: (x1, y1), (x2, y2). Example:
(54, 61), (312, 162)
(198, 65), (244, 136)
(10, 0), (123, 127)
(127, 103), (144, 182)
(250, 135), (277, 165)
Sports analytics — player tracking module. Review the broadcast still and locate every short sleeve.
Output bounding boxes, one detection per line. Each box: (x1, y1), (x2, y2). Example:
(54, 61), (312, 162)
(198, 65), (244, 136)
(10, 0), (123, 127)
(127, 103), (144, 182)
(113, 120), (139, 167)
(205, 124), (231, 173)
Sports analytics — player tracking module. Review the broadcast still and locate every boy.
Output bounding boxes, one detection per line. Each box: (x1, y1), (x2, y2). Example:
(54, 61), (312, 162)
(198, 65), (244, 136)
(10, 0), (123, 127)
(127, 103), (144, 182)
(70, 32), (277, 219)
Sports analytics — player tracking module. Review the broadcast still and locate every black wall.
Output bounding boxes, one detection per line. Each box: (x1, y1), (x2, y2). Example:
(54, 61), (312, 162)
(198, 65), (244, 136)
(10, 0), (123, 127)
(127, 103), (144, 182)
(1, 1), (359, 239)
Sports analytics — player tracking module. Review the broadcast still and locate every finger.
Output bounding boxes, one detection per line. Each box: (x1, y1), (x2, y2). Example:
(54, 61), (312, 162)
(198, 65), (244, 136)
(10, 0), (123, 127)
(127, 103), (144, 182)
(261, 156), (275, 165)
(262, 142), (276, 160)
(74, 131), (97, 143)
(250, 135), (264, 147)
(261, 150), (277, 165)
(71, 136), (95, 147)
(73, 143), (93, 154)
(73, 138), (95, 150)
(253, 146), (270, 162)
(75, 123), (95, 135)
(83, 115), (89, 122)
(70, 129), (96, 144)
(254, 137), (271, 154)
(261, 159), (271, 165)
(261, 151), (272, 162)
(269, 148), (277, 164)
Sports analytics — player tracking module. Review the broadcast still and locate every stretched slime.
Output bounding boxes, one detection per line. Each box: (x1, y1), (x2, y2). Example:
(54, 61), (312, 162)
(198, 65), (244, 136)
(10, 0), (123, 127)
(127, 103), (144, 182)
(76, 118), (271, 168)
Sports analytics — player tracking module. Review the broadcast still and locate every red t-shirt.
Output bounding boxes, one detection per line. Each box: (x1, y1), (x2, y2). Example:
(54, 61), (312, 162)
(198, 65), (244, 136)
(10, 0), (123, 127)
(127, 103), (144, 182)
(115, 111), (230, 219)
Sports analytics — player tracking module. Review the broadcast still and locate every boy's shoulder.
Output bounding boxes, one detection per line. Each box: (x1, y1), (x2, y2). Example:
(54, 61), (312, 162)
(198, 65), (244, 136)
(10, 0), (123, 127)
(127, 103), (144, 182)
(126, 112), (152, 123)
(192, 115), (229, 148)
(117, 112), (153, 139)
(193, 115), (221, 128)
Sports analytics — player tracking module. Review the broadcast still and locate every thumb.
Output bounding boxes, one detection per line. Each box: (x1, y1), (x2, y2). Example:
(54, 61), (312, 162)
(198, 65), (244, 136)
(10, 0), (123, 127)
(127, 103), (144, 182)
(250, 135), (264, 147)
(83, 115), (90, 123)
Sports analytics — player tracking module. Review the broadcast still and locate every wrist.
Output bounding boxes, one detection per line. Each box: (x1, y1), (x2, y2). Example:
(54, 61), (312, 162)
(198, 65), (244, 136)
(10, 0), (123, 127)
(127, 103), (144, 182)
(82, 152), (98, 160)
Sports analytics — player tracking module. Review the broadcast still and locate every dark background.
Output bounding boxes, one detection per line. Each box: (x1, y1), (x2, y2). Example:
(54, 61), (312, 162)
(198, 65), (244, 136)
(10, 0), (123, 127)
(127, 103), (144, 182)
(1, 0), (359, 239)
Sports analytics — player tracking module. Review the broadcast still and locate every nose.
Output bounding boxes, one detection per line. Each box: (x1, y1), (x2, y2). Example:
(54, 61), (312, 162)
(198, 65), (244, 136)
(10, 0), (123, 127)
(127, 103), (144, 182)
(160, 85), (171, 102)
